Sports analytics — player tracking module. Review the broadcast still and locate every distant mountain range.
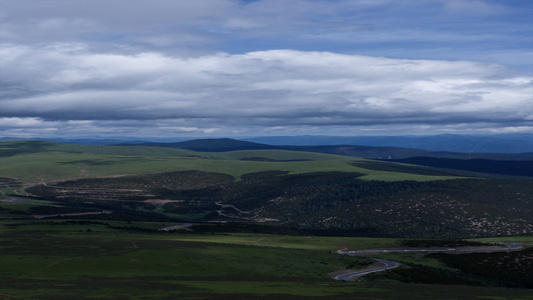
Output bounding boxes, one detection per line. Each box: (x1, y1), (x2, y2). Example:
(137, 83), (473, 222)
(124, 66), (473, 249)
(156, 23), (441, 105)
(132, 138), (274, 152)
(2, 133), (532, 153)
(120, 138), (533, 176)
(126, 138), (533, 161)
(244, 133), (533, 154)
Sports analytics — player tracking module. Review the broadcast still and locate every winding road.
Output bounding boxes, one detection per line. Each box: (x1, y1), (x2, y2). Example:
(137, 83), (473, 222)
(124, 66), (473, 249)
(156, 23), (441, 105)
(158, 223), (193, 231)
(335, 259), (400, 281)
(333, 243), (522, 281)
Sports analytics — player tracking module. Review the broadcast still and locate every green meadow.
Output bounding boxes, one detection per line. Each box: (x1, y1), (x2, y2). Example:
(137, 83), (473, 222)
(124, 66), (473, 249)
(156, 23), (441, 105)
(0, 140), (458, 184)
(166, 233), (401, 250)
(1, 221), (532, 300)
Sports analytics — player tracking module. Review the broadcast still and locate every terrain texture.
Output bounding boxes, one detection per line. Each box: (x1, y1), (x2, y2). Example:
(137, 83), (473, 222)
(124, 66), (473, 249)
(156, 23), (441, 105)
(1, 139), (532, 299)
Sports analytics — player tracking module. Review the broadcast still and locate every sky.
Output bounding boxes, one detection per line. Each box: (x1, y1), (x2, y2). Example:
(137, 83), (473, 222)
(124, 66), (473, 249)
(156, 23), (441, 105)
(0, 0), (532, 139)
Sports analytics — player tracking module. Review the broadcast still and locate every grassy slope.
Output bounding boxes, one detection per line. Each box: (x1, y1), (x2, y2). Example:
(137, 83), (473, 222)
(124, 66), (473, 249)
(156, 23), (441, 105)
(0, 220), (378, 299)
(0, 141), (458, 184)
(4, 140), (530, 239)
(1, 220), (532, 299)
(163, 233), (401, 251)
(2, 195), (532, 299)
(0, 140), (197, 156)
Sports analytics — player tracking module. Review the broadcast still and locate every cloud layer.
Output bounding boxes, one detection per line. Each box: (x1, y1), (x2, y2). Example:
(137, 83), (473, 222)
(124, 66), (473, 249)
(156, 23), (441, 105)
(1, 44), (531, 136)
(1, 0), (532, 137)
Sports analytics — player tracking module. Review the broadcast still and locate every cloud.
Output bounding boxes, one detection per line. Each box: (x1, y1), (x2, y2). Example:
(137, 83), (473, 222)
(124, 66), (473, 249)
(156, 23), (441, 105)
(440, 0), (503, 15)
(1, 44), (531, 137)
(2, 1), (529, 61)
(1, 0), (532, 137)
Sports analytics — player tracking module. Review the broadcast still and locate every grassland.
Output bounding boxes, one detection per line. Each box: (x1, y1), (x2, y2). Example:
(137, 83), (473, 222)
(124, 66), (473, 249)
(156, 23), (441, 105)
(1, 218), (532, 299)
(1, 140), (532, 298)
(169, 234), (399, 251)
(0, 141), (458, 184)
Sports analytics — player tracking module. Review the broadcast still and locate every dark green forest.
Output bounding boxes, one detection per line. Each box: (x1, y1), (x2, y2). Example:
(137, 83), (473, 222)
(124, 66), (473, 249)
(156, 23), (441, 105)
(25, 169), (533, 238)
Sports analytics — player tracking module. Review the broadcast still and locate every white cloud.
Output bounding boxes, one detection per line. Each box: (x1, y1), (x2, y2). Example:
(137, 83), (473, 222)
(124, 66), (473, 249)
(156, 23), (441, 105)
(1, 44), (531, 137)
(1, 0), (532, 136)
(0, 117), (49, 127)
(441, 0), (503, 15)
(1, 0), (531, 69)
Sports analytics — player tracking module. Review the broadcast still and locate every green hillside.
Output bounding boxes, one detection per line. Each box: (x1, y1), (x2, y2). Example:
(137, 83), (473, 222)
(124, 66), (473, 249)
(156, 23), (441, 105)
(132, 137), (274, 151)
(1, 140), (532, 238)
(0, 140), (197, 157)
(0, 141), (457, 184)
(2, 226), (532, 299)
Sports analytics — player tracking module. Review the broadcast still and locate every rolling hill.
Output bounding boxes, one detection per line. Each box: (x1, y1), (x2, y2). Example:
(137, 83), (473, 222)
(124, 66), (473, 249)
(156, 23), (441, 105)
(6, 133), (533, 153)
(131, 138), (274, 152)
(1, 140), (532, 239)
(388, 157), (533, 177)
(126, 138), (533, 160)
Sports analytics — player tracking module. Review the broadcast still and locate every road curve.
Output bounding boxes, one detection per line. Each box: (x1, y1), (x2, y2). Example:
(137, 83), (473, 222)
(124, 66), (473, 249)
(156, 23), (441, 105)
(333, 243), (522, 281)
(335, 259), (400, 281)
(158, 223), (193, 231)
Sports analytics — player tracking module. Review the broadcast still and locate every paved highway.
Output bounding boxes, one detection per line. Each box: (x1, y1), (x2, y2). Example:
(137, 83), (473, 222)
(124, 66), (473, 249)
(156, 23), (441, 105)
(335, 259), (400, 281)
(339, 243), (522, 255)
(334, 243), (522, 281)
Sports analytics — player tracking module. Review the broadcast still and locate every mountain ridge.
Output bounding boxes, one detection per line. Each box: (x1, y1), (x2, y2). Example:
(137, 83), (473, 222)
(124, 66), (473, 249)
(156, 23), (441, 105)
(244, 133), (533, 153)
(124, 138), (533, 161)
(2, 133), (533, 153)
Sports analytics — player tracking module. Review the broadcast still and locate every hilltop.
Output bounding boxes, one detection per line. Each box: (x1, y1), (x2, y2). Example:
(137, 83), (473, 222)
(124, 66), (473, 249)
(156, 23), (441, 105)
(4, 133), (533, 154)
(118, 138), (533, 177)
(122, 137), (533, 160)
(129, 138), (274, 152)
